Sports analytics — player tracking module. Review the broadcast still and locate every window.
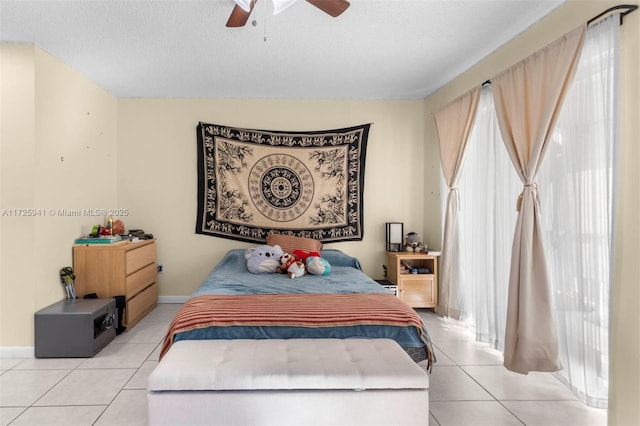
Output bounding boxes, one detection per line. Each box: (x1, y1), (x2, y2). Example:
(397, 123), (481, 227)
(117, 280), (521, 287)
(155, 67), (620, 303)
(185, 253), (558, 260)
(442, 15), (619, 407)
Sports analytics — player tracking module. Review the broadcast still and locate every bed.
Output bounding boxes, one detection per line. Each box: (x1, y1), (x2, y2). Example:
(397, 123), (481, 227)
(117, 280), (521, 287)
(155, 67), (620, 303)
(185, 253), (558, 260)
(159, 249), (435, 367)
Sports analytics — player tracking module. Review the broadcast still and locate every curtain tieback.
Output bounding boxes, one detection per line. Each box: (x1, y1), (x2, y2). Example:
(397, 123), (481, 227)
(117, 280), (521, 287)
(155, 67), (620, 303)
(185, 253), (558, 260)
(517, 183), (538, 212)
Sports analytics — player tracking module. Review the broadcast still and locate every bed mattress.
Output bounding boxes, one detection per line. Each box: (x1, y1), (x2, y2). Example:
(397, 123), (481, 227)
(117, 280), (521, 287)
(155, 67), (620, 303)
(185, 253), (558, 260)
(162, 249), (434, 366)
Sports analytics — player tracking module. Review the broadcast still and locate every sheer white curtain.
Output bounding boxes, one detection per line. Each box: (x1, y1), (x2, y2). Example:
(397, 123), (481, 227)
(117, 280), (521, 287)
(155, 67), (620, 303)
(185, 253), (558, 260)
(440, 86), (520, 350)
(538, 14), (619, 407)
(442, 14), (618, 406)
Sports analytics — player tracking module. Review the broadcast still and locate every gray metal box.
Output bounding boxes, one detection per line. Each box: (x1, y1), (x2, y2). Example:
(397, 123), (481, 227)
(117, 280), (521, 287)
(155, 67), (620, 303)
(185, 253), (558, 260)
(34, 299), (116, 358)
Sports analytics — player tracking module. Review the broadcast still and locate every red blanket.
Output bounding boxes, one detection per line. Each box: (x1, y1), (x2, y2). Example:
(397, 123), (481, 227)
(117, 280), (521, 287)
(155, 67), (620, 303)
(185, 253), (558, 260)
(160, 293), (432, 365)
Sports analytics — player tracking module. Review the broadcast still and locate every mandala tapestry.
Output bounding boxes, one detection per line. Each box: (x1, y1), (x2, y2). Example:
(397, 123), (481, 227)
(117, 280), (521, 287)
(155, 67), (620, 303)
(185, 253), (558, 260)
(196, 122), (371, 244)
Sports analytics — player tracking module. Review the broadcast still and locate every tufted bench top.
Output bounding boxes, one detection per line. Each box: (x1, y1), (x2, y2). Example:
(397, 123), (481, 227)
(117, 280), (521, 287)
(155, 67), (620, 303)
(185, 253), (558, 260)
(148, 338), (429, 392)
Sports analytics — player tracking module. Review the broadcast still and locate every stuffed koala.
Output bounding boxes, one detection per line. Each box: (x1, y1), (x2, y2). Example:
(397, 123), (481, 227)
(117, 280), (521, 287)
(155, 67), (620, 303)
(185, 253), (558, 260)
(405, 232), (427, 252)
(245, 244), (284, 273)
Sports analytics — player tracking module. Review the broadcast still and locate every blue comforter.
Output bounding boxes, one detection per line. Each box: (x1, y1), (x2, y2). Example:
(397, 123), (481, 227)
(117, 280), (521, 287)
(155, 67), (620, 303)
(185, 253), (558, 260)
(173, 249), (433, 365)
(192, 249), (389, 296)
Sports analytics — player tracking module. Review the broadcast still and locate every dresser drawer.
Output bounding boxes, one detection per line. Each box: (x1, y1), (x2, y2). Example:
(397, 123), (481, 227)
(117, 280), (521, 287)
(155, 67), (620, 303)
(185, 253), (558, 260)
(126, 262), (157, 299)
(126, 282), (158, 327)
(126, 242), (156, 275)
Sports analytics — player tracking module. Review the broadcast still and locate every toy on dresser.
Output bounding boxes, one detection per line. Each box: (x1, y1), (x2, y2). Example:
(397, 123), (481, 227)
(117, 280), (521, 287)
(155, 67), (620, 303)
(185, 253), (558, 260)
(404, 232), (427, 252)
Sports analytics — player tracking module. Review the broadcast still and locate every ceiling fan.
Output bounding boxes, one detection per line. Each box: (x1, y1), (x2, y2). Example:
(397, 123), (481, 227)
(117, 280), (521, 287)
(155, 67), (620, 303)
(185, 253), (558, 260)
(226, 0), (350, 27)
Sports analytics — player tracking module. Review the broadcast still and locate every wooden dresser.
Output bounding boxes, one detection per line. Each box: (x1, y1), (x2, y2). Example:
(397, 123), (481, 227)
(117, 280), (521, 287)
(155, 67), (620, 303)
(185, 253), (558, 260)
(73, 239), (158, 329)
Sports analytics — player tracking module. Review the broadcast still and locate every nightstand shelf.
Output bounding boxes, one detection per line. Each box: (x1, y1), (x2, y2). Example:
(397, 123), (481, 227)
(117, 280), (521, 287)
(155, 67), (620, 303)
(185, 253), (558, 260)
(386, 251), (439, 310)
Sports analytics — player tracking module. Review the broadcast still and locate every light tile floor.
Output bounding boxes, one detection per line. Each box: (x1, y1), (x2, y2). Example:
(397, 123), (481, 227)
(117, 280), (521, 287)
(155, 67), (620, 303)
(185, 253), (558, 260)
(0, 304), (606, 426)
(417, 310), (607, 426)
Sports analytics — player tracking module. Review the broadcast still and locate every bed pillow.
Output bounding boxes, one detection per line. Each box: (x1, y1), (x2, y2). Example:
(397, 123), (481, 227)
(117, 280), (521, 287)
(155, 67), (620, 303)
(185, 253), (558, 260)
(266, 234), (323, 254)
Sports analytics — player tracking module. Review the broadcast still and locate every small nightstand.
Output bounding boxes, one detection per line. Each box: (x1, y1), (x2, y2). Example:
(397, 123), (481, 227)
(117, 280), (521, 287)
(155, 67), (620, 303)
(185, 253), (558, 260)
(386, 251), (439, 310)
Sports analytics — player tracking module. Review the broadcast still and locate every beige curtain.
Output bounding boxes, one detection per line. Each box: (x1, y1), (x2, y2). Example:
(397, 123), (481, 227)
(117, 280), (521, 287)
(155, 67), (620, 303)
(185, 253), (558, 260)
(492, 25), (586, 374)
(434, 87), (481, 319)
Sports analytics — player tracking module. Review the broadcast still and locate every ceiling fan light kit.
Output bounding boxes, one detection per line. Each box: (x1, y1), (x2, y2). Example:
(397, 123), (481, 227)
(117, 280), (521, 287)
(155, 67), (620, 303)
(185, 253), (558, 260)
(271, 0), (299, 15)
(226, 0), (350, 27)
(233, 0), (253, 12)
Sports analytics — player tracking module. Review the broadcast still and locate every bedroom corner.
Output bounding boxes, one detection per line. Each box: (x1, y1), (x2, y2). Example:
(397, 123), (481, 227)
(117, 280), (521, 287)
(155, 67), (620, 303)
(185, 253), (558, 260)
(0, 44), (118, 353)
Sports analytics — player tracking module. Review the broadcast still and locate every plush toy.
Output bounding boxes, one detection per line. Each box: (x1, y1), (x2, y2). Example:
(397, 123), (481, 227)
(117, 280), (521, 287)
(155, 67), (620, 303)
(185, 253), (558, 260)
(277, 252), (306, 278)
(245, 245), (284, 274)
(405, 232), (427, 252)
(277, 252), (298, 274)
(292, 249), (321, 263)
(286, 260), (306, 279)
(306, 256), (331, 275)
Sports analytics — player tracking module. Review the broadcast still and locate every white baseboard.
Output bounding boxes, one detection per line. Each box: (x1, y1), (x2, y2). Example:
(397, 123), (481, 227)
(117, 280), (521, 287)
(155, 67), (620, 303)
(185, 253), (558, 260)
(0, 346), (34, 359)
(158, 295), (190, 304)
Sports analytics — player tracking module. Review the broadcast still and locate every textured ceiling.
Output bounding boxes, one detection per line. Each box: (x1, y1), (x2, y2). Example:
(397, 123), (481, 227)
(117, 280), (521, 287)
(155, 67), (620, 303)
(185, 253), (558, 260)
(0, 0), (565, 99)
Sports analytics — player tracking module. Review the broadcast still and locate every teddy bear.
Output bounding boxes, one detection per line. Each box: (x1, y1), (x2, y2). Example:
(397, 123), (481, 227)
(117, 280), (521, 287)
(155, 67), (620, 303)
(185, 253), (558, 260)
(277, 252), (306, 278)
(245, 244), (284, 273)
(277, 252), (298, 274)
(285, 260), (306, 279)
(405, 232), (427, 252)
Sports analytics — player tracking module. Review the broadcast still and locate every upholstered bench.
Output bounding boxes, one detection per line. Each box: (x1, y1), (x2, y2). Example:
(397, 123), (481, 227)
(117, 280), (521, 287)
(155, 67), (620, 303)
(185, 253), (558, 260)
(148, 338), (430, 426)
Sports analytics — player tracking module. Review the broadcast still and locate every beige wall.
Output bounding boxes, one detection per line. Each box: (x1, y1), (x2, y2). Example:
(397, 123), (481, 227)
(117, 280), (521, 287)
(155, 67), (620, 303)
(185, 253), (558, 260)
(1, 46), (428, 347)
(1, 0), (638, 422)
(0, 45), (37, 351)
(611, 7), (640, 426)
(0, 45), (118, 350)
(117, 99), (427, 295)
(422, 1), (639, 424)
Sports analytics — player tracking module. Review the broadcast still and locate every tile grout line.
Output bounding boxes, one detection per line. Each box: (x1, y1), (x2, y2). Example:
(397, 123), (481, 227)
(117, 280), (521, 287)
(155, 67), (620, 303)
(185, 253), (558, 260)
(422, 310), (529, 425)
(421, 309), (600, 426)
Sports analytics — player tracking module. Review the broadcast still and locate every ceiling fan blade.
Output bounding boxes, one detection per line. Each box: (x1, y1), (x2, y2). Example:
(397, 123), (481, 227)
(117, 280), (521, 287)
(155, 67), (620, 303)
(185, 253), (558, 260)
(305, 0), (350, 17)
(226, 0), (256, 27)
